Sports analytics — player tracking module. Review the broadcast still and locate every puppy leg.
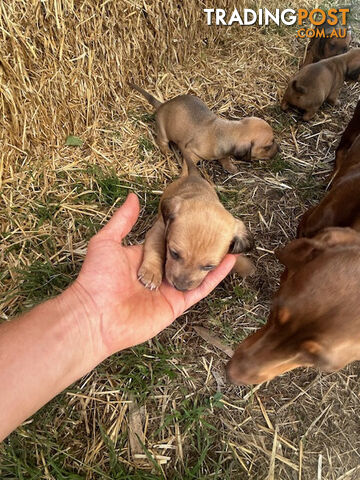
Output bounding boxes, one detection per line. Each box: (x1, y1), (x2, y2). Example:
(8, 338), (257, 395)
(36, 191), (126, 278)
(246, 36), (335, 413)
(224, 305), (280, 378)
(219, 158), (238, 174)
(327, 87), (341, 106)
(155, 123), (171, 155)
(232, 255), (256, 278)
(303, 108), (318, 121)
(156, 136), (172, 155)
(281, 98), (290, 111)
(138, 218), (166, 290)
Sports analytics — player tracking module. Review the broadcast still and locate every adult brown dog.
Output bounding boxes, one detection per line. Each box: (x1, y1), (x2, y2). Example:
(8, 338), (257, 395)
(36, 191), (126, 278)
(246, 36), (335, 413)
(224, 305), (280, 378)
(281, 48), (360, 120)
(302, 24), (351, 67)
(130, 83), (278, 173)
(226, 227), (360, 385)
(138, 157), (254, 291)
(226, 106), (360, 384)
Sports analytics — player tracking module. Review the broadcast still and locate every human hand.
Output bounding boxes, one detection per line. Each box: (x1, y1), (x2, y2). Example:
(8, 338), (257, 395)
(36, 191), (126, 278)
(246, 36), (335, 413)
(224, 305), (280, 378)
(66, 194), (237, 360)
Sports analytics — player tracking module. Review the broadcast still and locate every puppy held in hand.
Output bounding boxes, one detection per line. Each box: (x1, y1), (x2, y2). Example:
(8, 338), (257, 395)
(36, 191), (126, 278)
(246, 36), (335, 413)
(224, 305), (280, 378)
(138, 158), (254, 291)
(302, 23), (351, 67)
(130, 83), (278, 174)
(282, 48), (360, 121)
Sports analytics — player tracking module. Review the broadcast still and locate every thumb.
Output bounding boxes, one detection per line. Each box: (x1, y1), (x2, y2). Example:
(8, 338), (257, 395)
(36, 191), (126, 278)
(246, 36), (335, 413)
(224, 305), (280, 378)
(98, 193), (140, 241)
(183, 254), (237, 309)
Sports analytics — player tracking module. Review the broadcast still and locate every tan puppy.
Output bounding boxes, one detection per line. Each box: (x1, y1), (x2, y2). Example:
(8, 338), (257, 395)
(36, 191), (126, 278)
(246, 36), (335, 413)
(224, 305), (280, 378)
(281, 48), (360, 120)
(138, 158), (254, 291)
(130, 83), (278, 173)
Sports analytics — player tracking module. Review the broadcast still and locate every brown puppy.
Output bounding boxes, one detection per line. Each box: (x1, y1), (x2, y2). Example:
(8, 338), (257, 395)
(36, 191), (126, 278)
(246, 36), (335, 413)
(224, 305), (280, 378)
(302, 24), (351, 67)
(226, 227), (360, 385)
(130, 83), (278, 173)
(281, 48), (360, 120)
(138, 157), (254, 291)
(298, 103), (360, 237)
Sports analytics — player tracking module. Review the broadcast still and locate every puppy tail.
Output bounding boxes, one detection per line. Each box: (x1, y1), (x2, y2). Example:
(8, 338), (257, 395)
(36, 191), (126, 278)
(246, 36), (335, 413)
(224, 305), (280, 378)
(129, 82), (162, 109)
(292, 80), (307, 95)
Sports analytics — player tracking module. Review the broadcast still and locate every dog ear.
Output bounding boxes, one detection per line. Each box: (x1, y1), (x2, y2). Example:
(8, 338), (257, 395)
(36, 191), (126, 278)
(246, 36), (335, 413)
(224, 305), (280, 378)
(160, 196), (181, 225)
(297, 204), (335, 239)
(232, 142), (252, 162)
(292, 80), (307, 94)
(275, 238), (324, 270)
(229, 219), (254, 253)
(346, 64), (360, 81)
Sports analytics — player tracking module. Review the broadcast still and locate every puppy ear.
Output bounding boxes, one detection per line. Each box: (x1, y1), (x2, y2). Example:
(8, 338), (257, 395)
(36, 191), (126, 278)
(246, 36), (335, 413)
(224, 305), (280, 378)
(346, 64), (360, 81)
(275, 238), (324, 270)
(232, 143), (252, 162)
(160, 197), (181, 225)
(229, 219), (254, 253)
(292, 80), (307, 95)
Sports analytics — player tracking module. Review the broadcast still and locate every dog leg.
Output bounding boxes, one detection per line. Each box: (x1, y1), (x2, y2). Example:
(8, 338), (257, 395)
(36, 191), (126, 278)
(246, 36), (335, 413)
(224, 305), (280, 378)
(219, 157), (238, 174)
(138, 218), (166, 290)
(327, 88), (341, 106)
(156, 136), (172, 155)
(281, 99), (290, 111)
(302, 108), (318, 121)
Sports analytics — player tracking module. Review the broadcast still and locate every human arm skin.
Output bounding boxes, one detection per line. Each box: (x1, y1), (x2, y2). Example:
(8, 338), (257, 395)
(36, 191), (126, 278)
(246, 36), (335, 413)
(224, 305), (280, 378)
(0, 193), (236, 441)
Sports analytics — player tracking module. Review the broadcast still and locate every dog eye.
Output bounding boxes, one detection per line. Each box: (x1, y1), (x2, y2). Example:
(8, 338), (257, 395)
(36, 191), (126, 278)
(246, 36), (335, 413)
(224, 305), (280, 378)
(169, 249), (181, 260)
(201, 265), (215, 271)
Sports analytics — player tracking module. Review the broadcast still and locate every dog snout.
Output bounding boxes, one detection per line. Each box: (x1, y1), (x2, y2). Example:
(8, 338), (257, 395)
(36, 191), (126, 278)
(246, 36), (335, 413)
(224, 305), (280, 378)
(172, 276), (192, 292)
(226, 358), (247, 385)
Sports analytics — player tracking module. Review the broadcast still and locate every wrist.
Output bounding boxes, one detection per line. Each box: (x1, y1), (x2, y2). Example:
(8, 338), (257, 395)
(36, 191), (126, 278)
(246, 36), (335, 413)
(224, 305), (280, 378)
(55, 282), (107, 375)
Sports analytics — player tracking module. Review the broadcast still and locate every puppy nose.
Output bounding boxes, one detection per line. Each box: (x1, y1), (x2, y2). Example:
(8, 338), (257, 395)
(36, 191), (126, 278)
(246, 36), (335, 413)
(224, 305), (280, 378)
(172, 277), (191, 292)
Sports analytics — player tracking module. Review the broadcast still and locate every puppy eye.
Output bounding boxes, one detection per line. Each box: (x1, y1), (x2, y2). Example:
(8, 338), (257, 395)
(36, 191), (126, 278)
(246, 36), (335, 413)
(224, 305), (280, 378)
(169, 249), (181, 260)
(201, 265), (215, 271)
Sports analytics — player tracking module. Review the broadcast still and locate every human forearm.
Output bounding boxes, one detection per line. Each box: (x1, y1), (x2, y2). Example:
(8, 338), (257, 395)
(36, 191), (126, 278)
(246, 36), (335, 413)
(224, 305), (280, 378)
(0, 284), (102, 441)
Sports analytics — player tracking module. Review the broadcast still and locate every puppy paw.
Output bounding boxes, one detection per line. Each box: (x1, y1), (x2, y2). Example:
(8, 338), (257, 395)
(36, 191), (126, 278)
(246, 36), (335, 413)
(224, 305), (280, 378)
(138, 263), (163, 290)
(219, 158), (238, 174)
(232, 255), (256, 278)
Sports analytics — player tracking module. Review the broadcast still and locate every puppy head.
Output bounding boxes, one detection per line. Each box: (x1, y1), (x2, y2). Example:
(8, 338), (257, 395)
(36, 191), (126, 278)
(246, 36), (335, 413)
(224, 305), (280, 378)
(226, 228), (360, 385)
(319, 27), (351, 59)
(161, 197), (253, 291)
(234, 118), (278, 161)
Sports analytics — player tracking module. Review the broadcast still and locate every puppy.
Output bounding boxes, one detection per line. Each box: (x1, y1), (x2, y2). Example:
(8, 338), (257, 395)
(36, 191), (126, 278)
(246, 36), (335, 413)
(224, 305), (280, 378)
(226, 228), (360, 385)
(138, 157), (254, 291)
(281, 48), (360, 120)
(130, 83), (278, 173)
(302, 23), (351, 67)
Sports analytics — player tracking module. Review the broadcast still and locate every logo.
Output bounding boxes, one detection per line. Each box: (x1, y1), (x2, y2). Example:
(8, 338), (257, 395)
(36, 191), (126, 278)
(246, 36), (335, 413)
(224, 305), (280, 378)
(203, 8), (350, 38)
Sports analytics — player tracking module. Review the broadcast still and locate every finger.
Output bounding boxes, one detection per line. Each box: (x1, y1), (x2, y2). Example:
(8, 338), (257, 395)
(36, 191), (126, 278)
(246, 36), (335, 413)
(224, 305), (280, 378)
(183, 254), (237, 309)
(98, 193), (140, 241)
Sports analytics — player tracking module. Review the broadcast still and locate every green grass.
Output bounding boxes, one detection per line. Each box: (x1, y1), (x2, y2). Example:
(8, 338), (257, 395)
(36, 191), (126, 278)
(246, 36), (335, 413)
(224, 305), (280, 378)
(268, 155), (292, 174)
(34, 198), (61, 225)
(138, 136), (155, 161)
(2, 260), (77, 315)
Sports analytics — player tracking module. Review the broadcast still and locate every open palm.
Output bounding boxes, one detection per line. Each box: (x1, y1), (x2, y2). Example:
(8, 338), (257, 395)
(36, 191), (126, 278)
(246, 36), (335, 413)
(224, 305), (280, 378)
(74, 194), (236, 356)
